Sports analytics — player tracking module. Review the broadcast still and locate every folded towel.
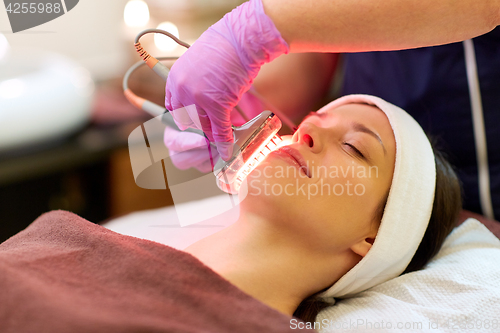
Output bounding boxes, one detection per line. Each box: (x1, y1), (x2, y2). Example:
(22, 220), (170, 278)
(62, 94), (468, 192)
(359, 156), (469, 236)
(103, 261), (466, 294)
(0, 211), (313, 333)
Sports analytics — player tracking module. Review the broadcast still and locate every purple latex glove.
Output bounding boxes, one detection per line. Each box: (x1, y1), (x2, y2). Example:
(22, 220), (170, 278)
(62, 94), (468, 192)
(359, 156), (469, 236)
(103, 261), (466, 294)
(165, 0), (289, 161)
(164, 90), (265, 172)
(164, 127), (217, 173)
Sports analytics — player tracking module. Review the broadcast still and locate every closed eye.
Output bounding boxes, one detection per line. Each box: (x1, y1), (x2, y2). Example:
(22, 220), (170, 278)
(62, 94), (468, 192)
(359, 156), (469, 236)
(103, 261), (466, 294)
(343, 142), (364, 158)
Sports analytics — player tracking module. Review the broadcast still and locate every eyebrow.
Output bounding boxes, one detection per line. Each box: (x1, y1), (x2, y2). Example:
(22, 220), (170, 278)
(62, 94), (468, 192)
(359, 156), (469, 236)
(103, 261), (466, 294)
(351, 122), (387, 155)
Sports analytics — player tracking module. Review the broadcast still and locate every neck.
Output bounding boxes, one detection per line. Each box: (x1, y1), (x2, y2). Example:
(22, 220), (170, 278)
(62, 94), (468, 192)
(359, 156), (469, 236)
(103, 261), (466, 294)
(184, 211), (342, 316)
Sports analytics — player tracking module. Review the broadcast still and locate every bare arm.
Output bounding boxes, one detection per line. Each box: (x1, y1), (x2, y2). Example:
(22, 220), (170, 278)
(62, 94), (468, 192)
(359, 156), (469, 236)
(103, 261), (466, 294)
(253, 52), (338, 128)
(263, 0), (500, 52)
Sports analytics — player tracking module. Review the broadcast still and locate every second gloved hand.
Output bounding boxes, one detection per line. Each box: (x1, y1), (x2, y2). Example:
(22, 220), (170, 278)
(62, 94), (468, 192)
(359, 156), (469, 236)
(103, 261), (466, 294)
(164, 127), (218, 173)
(165, 0), (289, 161)
(164, 90), (266, 172)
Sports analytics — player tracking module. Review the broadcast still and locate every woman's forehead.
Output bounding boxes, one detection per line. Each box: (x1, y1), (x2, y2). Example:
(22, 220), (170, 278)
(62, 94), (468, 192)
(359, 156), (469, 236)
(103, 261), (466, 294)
(318, 102), (381, 115)
(314, 103), (389, 128)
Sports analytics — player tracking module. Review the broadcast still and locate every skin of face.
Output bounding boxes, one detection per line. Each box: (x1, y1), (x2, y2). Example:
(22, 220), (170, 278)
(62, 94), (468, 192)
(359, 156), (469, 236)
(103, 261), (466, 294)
(241, 103), (396, 260)
(185, 103), (397, 315)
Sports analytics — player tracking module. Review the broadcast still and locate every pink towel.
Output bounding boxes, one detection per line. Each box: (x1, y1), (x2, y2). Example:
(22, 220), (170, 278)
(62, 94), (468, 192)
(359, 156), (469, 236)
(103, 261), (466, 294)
(0, 211), (314, 333)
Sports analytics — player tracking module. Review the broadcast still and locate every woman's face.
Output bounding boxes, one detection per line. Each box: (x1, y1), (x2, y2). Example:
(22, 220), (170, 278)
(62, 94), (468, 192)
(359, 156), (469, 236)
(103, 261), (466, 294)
(241, 103), (396, 255)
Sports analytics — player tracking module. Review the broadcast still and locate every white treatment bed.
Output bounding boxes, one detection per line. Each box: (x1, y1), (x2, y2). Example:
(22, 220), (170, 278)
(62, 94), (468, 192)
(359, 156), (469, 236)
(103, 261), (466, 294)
(103, 196), (500, 333)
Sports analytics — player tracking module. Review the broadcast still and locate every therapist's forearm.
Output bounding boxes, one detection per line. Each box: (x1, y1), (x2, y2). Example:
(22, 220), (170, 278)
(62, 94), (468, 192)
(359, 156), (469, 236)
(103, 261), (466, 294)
(262, 0), (500, 52)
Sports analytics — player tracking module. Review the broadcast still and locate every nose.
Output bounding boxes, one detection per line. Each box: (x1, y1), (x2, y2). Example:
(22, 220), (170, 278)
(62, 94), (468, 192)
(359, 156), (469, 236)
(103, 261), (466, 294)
(294, 121), (324, 154)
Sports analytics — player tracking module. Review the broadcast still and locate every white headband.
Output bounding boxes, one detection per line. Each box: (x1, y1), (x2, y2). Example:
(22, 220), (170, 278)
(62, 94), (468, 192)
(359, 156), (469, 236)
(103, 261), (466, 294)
(317, 94), (436, 301)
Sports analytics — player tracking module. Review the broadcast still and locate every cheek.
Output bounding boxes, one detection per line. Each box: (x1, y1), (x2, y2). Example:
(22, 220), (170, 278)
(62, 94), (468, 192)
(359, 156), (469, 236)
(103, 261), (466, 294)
(309, 190), (377, 247)
(313, 173), (381, 222)
(345, 178), (385, 222)
(314, 159), (373, 195)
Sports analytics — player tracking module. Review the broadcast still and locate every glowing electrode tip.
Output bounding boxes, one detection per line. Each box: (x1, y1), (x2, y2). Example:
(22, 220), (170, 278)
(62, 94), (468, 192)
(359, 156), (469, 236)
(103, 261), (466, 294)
(229, 134), (284, 193)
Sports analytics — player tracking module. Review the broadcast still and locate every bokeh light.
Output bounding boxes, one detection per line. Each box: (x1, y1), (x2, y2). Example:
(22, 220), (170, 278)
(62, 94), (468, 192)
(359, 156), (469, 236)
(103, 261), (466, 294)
(124, 0), (150, 27)
(154, 22), (180, 52)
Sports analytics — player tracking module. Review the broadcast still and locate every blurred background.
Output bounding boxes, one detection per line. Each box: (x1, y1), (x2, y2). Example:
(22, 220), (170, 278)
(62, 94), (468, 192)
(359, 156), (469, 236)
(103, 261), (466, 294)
(0, 0), (246, 242)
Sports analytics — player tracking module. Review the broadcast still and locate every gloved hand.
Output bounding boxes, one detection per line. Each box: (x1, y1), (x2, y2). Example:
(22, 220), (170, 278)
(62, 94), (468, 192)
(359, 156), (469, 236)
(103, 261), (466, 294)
(164, 127), (217, 173)
(164, 89), (265, 172)
(165, 0), (289, 161)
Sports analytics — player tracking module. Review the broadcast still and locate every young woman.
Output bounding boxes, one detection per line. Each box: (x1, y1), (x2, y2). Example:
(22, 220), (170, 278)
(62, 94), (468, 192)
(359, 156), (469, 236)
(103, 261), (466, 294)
(184, 94), (462, 322)
(0, 95), (461, 332)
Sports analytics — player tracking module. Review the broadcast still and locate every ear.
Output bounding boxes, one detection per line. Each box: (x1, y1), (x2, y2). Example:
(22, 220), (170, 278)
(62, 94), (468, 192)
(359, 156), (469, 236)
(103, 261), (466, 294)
(350, 237), (375, 258)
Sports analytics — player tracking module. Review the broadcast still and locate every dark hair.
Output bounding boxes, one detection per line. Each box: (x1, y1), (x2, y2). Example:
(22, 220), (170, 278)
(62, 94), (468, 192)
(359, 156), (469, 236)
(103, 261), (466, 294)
(293, 140), (462, 323)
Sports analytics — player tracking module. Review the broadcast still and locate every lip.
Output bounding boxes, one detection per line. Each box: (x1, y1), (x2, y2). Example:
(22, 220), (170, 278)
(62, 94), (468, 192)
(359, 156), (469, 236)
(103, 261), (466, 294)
(273, 146), (311, 178)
